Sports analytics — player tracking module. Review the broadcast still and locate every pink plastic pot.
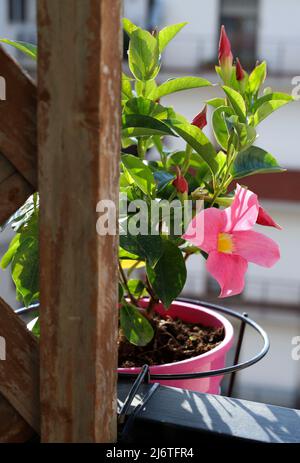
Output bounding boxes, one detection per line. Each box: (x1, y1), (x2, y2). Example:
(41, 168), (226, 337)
(118, 299), (234, 394)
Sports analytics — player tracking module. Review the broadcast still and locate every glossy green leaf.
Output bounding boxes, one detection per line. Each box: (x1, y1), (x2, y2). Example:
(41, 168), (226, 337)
(153, 170), (175, 192)
(122, 114), (176, 137)
(120, 229), (163, 267)
(251, 93), (293, 126)
(0, 39), (37, 60)
(147, 240), (186, 308)
(169, 121), (218, 173)
(156, 77), (212, 99)
(222, 86), (246, 120)
(248, 61), (267, 95)
(127, 279), (147, 299)
(0, 233), (20, 269)
(158, 22), (187, 52)
(128, 28), (160, 81)
(11, 215), (39, 307)
(122, 154), (156, 197)
(122, 18), (138, 36)
(232, 146), (285, 179)
(225, 116), (257, 152)
(124, 97), (175, 121)
(120, 303), (154, 346)
(122, 73), (133, 101)
(212, 106), (234, 150)
(206, 97), (226, 108)
(135, 79), (157, 98)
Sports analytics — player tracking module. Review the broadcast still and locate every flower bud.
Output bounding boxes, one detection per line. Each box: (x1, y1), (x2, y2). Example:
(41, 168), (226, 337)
(172, 167), (188, 194)
(218, 25), (233, 82)
(191, 105), (207, 130)
(236, 58), (245, 81)
(257, 206), (282, 230)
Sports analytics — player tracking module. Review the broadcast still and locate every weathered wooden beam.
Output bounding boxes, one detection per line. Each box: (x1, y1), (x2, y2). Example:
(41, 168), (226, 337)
(0, 153), (34, 226)
(0, 297), (40, 433)
(0, 47), (37, 189)
(38, 0), (121, 442)
(0, 393), (35, 443)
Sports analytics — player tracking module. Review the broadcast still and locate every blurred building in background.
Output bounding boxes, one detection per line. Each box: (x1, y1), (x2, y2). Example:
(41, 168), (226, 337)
(0, 0), (299, 408)
(0, 0), (36, 72)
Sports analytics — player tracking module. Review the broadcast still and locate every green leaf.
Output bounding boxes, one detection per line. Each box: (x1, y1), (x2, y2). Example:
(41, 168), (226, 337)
(158, 22), (187, 52)
(120, 230), (163, 267)
(0, 39), (37, 60)
(128, 28), (160, 81)
(122, 154), (156, 197)
(169, 121), (218, 174)
(206, 97), (226, 108)
(156, 76), (212, 99)
(147, 240), (186, 308)
(124, 97), (175, 121)
(232, 146), (285, 179)
(11, 215), (39, 307)
(0, 233), (20, 269)
(122, 114), (176, 137)
(122, 18), (138, 36)
(135, 79), (157, 99)
(153, 170), (175, 192)
(127, 279), (147, 299)
(251, 93), (293, 126)
(212, 106), (234, 150)
(222, 86), (246, 120)
(248, 61), (267, 95)
(122, 73), (133, 101)
(120, 303), (154, 346)
(225, 115), (257, 152)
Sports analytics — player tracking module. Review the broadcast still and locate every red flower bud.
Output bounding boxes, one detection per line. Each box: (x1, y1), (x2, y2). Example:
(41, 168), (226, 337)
(191, 105), (207, 130)
(218, 25), (233, 70)
(172, 167), (188, 194)
(257, 206), (282, 230)
(236, 58), (245, 81)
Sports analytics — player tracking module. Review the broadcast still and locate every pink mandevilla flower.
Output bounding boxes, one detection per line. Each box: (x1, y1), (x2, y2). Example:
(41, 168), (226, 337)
(182, 184), (280, 298)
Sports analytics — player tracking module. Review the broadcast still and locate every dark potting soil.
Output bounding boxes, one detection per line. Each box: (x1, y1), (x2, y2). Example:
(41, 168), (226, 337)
(118, 313), (225, 368)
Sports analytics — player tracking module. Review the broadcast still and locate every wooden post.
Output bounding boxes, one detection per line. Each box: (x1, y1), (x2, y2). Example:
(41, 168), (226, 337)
(38, 0), (121, 442)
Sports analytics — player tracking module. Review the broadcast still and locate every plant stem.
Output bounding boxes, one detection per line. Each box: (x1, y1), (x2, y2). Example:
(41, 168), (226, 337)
(118, 260), (138, 306)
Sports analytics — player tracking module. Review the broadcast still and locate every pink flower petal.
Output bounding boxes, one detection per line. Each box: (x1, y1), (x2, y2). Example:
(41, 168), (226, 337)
(257, 206), (282, 230)
(206, 251), (248, 298)
(182, 207), (225, 252)
(233, 230), (280, 268)
(224, 184), (259, 232)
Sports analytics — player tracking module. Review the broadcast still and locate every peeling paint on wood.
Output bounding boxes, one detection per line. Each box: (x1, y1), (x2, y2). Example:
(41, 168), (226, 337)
(38, 0), (121, 443)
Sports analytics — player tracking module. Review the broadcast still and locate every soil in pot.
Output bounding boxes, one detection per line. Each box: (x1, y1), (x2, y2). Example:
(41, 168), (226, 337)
(118, 313), (225, 368)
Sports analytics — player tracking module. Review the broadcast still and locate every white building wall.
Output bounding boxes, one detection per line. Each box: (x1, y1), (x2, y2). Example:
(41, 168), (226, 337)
(258, 0), (300, 74)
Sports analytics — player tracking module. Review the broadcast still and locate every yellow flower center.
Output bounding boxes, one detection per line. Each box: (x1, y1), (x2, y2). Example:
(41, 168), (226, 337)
(218, 233), (234, 254)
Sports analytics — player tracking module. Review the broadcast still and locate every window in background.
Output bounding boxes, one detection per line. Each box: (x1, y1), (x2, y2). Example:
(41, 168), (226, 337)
(8, 0), (27, 23)
(220, 0), (258, 68)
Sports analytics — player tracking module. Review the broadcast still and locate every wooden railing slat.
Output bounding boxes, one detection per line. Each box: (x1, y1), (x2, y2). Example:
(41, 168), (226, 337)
(0, 297), (40, 432)
(0, 47), (37, 189)
(38, 0), (121, 443)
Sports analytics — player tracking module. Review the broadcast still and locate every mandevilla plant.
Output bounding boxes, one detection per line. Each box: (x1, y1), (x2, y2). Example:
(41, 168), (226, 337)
(0, 23), (293, 347)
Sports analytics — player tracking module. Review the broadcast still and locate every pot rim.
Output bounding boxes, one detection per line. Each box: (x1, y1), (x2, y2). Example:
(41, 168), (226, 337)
(118, 299), (234, 372)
